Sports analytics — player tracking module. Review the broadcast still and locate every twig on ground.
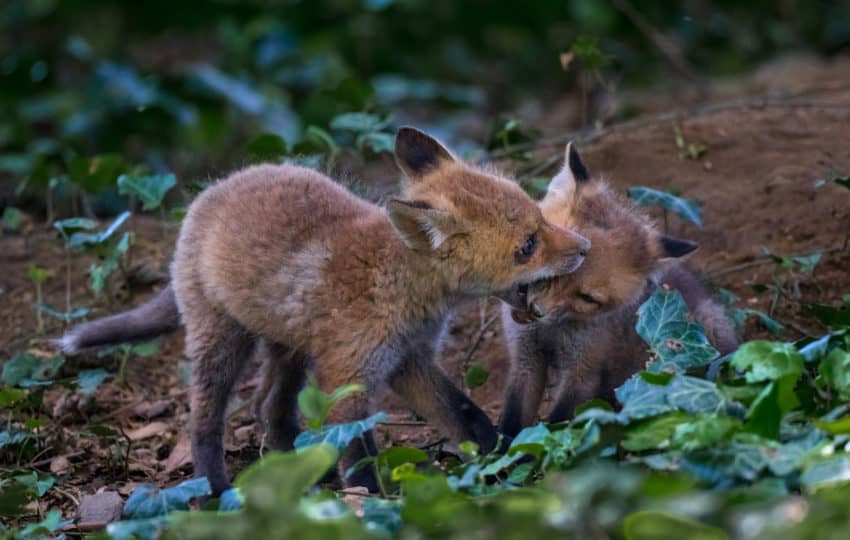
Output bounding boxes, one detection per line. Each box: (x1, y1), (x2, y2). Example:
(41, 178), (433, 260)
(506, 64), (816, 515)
(378, 420), (427, 427)
(28, 450), (85, 469)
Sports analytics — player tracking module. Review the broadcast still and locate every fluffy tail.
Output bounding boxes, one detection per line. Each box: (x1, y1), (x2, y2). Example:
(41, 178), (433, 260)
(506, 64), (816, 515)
(58, 285), (180, 355)
(659, 264), (740, 355)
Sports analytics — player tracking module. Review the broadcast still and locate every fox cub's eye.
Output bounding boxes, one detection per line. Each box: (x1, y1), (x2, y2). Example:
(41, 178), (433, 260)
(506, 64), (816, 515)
(514, 232), (538, 264)
(578, 293), (601, 305)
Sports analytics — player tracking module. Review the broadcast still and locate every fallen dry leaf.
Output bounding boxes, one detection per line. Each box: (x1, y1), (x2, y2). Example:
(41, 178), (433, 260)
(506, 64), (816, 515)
(127, 421), (170, 441)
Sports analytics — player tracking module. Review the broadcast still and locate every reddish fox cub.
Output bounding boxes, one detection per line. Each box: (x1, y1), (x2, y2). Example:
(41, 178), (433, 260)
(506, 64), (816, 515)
(60, 127), (590, 494)
(498, 143), (738, 437)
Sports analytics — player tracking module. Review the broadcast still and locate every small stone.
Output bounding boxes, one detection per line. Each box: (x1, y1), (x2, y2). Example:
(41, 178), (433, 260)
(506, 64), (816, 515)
(77, 491), (124, 531)
(50, 455), (71, 475)
(133, 400), (172, 420)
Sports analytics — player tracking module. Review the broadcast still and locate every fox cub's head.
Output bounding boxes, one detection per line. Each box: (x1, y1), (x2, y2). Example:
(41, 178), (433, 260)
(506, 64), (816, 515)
(388, 127), (590, 300)
(509, 143), (698, 324)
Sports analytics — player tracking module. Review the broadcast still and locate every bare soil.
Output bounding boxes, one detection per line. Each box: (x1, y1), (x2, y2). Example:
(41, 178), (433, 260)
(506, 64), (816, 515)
(1, 65), (849, 524)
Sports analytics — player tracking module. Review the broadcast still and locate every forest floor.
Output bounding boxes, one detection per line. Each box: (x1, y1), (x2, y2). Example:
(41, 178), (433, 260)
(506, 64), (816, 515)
(2, 54), (850, 522)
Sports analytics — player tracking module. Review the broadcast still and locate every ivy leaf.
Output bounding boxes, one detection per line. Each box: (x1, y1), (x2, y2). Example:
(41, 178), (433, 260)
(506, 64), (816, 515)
(77, 368), (109, 396)
(218, 488), (243, 512)
(106, 516), (169, 540)
(362, 498), (403, 537)
(801, 456), (850, 492)
(376, 446), (429, 471)
(636, 289), (719, 372)
(616, 373), (673, 420)
(1, 353), (64, 387)
(124, 477), (211, 519)
(297, 380), (364, 430)
(17, 509), (71, 538)
(671, 414), (742, 451)
(294, 412), (386, 451)
(118, 173), (176, 211)
(622, 412), (692, 452)
(627, 186), (703, 226)
(665, 375), (724, 414)
(2, 206), (23, 232)
(64, 211), (131, 249)
(507, 423), (551, 456)
(730, 341), (804, 383)
(90, 231), (130, 293)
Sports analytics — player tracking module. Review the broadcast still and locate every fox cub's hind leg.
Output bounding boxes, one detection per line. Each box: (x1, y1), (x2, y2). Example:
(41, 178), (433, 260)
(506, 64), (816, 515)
(184, 308), (255, 496)
(254, 340), (309, 451)
(323, 387), (380, 492)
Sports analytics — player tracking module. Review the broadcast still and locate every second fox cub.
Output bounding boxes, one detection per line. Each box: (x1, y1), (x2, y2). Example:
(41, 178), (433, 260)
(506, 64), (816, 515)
(60, 127), (590, 495)
(499, 144), (738, 437)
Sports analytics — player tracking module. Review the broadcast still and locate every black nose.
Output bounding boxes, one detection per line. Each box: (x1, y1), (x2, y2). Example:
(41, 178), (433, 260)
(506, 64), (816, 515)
(578, 238), (591, 257)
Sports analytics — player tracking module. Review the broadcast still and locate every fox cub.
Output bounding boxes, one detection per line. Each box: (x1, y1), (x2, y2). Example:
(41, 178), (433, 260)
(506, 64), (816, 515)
(60, 127), (590, 494)
(499, 143), (738, 437)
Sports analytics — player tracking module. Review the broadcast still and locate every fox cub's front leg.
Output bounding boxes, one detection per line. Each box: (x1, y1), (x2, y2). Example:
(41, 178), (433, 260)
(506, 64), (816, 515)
(498, 320), (550, 438)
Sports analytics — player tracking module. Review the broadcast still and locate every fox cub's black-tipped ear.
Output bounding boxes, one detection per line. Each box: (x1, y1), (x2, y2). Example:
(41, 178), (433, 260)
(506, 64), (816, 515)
(546, 141), (591, 198)
(567, 142), (591, 183)
(394, 127), (456, 179)
(659, 235), (699, 259)
(387, 198), (460, 251)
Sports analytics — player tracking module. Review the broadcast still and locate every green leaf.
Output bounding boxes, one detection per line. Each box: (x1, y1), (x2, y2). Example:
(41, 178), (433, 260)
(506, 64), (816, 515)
(2, 206), (23, 232)
(28, 265), (49, 285)
(297, 380), (364, 430)
(32, 303), (90, 322)
(732, 308), (784, 336)
(90, 231), (130, 293)
(731, 341), (804, 383)
(1, 353), (64, 387)
(235, 446), (338, 507)
(361, 497), (403, 537)
(622, 412), (692, 452)
(68, 154), (126, 194)
(508, 423), (551, 456)
(18, 509), (70, 538)
(623, 510), (728, 540)
(376, 446), (429, 471)
(294, 412), (386, 451)
(218, 488), (243, 511)
(806, 303), (850, 328)
(0, 430), (27, 449)
(671, 414), (742, 451)
(62, 211), (131, 249)
(464, 362), (489, 389)
(329, 112), (389, 133)
(818, 348), (850, 399)
(357, 131), (395, 153)
(124, 477), (211, 519)
(801, 456), (850, 492)
(118, 173), (177, 211)
(246, 133), (289, 162)
(636, 289), (719, 372)
(0, 387), (28, 406)
(107, 516), (170, 540)
(627, 186), (703, 226)
(130, 342), (160, 357)
(77, 368), (109, 396)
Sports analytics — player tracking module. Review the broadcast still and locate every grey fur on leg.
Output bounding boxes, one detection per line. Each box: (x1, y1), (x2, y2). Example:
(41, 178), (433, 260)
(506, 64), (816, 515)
(186, 315), (255, 496)
(254, 340), (310, 451)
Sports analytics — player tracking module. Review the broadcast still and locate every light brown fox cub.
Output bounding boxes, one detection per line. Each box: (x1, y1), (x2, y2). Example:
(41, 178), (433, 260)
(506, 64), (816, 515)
(498, 144), (738, 437)
(60, 127), (590, 494)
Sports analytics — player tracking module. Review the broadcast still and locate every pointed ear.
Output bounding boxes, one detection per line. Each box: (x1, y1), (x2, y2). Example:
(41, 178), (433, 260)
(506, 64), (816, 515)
(545, 142), (591, 200)
(387, 199), (461, 251)
(658, 235), (699, 260)
(394, 126), (456, 180)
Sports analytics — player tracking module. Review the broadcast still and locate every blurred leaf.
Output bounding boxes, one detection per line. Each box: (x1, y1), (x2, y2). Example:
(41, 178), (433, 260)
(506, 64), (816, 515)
(623, 510), (728, 540)
(61, 211), (131, 249)
(818, 348), (850, 400)
(118, 173), (176, 211)
(570, 35), (612, 69)
(801, 456), (850, 492)
(297, 379), (363, 430)
(362, 497), (403, 537)
(247, 133), (288, 162)
(90, 231), (130, 293)
(107, 516), (170, 540)
(124, 477), (211, 519)
(636, 289), (719, 372)
(627, 187), (703, 226)
(77, 368), (109, 396)
(236, 446), (338, 507)
(464, 362), (489, 390)
(330, 112), (389, 132)
(671, 414), (742, 451)
(622, 412), (692, 451)
(17, 509), (70, 538)
(294, 412), (386, 451)
(218, 488), (243, 512)
(32, 304), (90, 322)
(2, 207), (23, 232)
(731, 341), (804, 383)
(376, 446), (428, 471)
(27, 265), (49, 285)
(1, 352), (64, 387)
(806, 303), (850, 328)
(358, 131), (395, 153)
(68, 154), (126, 194)
(0, 387), (28, 407)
